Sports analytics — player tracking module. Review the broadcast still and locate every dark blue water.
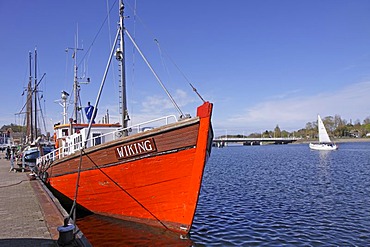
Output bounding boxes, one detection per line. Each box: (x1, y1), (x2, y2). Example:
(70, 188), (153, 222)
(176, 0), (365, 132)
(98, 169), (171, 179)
(192, 142), (370, 246)
(77, 142), (370, 246)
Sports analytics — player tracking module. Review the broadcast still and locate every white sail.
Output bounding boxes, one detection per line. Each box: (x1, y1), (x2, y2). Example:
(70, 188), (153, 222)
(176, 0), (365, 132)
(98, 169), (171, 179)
(309, 114), (338, 151)
(317, 115), (331, 143)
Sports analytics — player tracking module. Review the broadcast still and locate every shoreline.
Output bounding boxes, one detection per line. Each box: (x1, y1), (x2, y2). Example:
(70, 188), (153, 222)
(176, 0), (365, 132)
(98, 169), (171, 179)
(295, 138), (370, 144)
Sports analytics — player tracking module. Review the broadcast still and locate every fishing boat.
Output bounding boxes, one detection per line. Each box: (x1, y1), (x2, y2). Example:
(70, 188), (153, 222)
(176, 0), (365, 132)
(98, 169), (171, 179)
(36, 1), (213, 234)
(309, 115), (338, 151)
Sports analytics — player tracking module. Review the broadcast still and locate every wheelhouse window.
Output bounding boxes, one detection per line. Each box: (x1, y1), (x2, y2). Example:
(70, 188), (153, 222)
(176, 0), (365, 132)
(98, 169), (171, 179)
(62, 129), (68, 136)
(92, 133), (103, 146)
(74, 135), (82, 150)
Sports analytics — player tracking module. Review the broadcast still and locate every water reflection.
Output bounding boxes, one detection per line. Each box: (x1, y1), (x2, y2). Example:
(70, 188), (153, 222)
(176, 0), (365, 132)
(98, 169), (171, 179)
(315, 150), (332, 185)
(318, 151), (330, 166)
(76, 214), (193, 247)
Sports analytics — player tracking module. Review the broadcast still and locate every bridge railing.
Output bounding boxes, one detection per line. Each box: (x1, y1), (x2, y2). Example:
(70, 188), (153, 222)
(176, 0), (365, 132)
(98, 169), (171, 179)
(213, 137), (302, 142)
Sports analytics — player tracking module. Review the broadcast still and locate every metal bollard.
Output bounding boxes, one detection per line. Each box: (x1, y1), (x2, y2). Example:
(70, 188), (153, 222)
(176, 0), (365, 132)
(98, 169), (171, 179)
(57, 221), (75, 246)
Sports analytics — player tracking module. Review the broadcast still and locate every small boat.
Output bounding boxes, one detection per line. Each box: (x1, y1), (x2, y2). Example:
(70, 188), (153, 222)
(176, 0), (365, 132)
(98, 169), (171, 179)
(36, 1), (213, 234)
(309, 115), (338, 151)
(20, 144), (53, 171)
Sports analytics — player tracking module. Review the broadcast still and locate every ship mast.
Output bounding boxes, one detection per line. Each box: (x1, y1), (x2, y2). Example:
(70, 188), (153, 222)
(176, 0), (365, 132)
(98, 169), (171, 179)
(73, 51), (78, 123)
(73, 44), (81, 123)
(66, 29), (84, 124)
(118, 0), (129, 132)
(27, 51), (33, 143)
(34, 48), (38, 140)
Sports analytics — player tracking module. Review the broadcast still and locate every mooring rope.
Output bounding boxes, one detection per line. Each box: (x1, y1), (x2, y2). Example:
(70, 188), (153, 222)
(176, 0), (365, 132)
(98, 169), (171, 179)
(0, 179), (27, 189)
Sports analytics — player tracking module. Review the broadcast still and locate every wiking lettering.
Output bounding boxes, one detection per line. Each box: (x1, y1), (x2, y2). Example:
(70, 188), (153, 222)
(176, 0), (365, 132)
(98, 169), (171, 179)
(115, 138), (156, 160)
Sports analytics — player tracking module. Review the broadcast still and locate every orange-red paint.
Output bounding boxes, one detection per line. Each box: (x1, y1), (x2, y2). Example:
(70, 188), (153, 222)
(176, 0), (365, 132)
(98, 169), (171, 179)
(41, 102), (213, 233)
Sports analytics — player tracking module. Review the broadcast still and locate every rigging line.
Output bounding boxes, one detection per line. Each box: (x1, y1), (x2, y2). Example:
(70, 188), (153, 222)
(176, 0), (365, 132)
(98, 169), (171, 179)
(129, 0), (138, 122)
(66, 34), (119, 224)
(106, 0), (118, 114)
(68, 84), (75, 119)
(68, 22), (163, 222)
(125, 29), (185, 117)
(77, 0), (118, 68)
(68, 28), (120, 219)
(68, 147), (84, 222)
(83, 46), (92, 78)
(64, 48), (70, 89)
(189, 83), (206, 103)
(22, 116), (27, 141)
(16, 73), (46, 115)
(20, 56), (29, 111)
(84, 27), (120, 147)
(37, 95), (47, 134)
(81, 149), (169, 230)
(154, 39), (206, 103)
(22, 113), (26, 130)
(122, 1), (157, 47)
(106, 0), (113, 47)
(153, 40), (191, 83)
(78, 96), (85, 123)
(154, 39), (172, 88)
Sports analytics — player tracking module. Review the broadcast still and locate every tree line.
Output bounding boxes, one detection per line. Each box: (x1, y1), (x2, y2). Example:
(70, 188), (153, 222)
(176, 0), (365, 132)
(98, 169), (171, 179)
(226, 115), (370, 139)
(301, 115), (370, 139)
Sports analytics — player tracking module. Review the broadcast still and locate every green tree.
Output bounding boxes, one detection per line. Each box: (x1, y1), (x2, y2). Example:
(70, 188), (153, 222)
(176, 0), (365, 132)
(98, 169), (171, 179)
(274, 125), (281, 137)
(281, 130), (289, 138)
(323, 116), (335, 134)
(363, 116), (370, 125)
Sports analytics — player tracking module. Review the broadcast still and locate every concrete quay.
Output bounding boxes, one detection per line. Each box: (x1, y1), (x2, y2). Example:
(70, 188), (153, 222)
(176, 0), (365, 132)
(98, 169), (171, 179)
(0, 153), (89, 246)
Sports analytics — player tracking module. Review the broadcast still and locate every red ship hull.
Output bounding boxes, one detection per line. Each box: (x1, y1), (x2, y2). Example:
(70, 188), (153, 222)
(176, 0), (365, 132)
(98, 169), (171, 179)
(41, 102), (213, 233)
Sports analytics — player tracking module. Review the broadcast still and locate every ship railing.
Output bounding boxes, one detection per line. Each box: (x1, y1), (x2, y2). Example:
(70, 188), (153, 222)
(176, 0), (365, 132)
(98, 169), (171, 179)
(121, 114), (177, 133)
(36, 145), (72, 168)
(36, 114), (177, 167)
(83, 114), (177, 148)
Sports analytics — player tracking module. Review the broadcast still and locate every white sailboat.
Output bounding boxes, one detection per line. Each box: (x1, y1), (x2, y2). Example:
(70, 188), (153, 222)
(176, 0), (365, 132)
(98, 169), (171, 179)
(309, 115), (338, 151)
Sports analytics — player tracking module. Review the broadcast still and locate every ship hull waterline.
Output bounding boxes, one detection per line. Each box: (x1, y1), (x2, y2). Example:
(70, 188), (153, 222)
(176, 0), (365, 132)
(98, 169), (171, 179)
(40, 102), (213, 234)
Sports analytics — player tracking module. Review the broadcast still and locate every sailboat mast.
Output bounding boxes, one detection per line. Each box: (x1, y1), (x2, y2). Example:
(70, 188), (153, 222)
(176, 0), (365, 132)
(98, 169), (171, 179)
(27, 51), (33, 143)
(34, 48), (38, 140)
(119, 0), (129, 131)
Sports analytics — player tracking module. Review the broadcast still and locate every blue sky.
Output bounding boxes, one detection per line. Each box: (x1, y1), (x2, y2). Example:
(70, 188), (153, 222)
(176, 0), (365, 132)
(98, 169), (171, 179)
(1, 0), (370, 137)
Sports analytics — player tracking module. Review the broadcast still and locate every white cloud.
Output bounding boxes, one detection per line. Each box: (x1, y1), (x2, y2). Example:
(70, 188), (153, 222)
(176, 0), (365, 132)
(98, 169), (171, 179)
(218, 81), (370, 134)
(96, 88), (197, 126)
(139, 89), (196, 114)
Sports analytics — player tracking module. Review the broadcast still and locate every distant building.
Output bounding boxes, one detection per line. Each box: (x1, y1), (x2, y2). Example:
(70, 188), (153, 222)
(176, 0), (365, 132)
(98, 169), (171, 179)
(0, 125), (26, 146)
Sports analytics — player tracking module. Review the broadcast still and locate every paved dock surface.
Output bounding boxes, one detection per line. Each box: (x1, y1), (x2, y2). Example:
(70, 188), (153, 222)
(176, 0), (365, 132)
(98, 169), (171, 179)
(0, 152), (87, 246)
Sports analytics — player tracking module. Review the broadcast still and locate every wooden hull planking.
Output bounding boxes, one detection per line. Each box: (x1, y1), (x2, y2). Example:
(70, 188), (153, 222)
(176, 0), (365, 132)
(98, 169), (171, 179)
(42, 102), (213, 233)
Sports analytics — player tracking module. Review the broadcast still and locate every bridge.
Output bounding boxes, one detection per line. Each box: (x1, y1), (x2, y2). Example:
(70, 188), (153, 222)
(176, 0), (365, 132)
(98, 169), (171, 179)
(213, 137), (301, 147)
